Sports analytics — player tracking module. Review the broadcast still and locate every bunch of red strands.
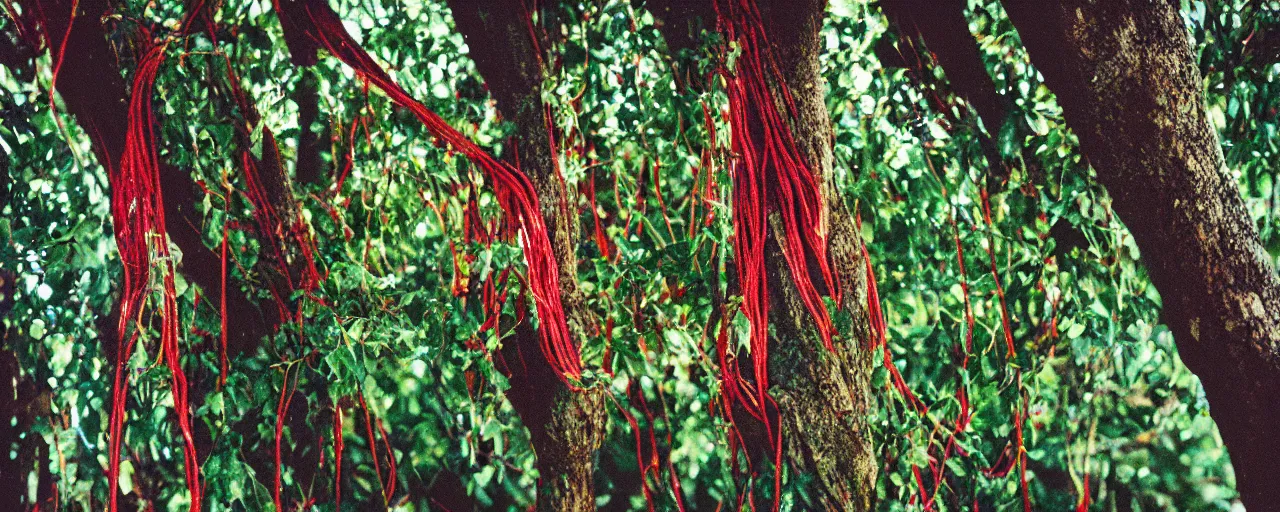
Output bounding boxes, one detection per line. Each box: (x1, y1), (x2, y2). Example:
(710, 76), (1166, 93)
(108, 44), (202, 512)
(712, 0), (843, 507)
(274, 0), (581, 384)
(238, 129), (325, 315)
(716, 0), (840, 414)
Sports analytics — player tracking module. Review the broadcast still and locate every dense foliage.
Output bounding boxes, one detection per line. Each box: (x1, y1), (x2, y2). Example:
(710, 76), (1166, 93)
(1, 0), (1276, 510)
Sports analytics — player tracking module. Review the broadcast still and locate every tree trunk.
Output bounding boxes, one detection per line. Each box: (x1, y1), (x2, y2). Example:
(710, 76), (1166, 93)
(757, 1), (878, 508)
(447, 2), (606, 511)
(653, 1), (878, 508)
(18, 1), (306, 504)
(1, 308), (55, 510)
(292, 69), (327, 186)
(1001, 1), (1280, 507)
(876, 0), (1048, 189)
(647, 0), (716, 91)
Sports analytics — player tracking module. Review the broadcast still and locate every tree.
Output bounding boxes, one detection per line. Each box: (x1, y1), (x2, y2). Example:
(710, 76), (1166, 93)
(690, 0), (881, 508)
(0, 0), (1272, 510)
(1000, 1), (1280, 506)
(22, 1), (297, 508)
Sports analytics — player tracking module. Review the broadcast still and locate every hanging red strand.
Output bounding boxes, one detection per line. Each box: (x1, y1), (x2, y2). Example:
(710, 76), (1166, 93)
(356, 391), (388, 503)
(711, 2), (845, 505)
(219, 225), (229, 388)
(274, 0), (581, 383)
(333, 399), (344, 511)
(108, 44), (202, 512)
(274, 365), (298, 512)
(857, 215), (925, 415)
(979, 187), (1016, 358)
(716, 1), (841, 404)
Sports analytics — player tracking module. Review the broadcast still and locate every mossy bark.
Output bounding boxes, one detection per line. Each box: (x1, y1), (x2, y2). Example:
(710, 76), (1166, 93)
(1002, 0), (1280, 507)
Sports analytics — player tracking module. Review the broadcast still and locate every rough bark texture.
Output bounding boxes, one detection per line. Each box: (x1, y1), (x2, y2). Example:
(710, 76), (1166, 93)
(653, 0), (878, 508)
(1001, 0), (1280, 507)
(447, 2), (606, 511)
(756, 1), (877, 508)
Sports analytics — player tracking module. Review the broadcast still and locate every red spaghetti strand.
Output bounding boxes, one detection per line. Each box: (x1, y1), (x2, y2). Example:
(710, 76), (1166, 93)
(37, 0), (77, 132)
(635, 384), (662, 512)
(669, 459), (690, 512)
(238, 131), (324, 318)
(1015, 386), (1031, 512)
(274, 365), (298, 512)
(109, 44), (202, 512)
(274, 0), (581, 383)
(377, 418), (397, 503)
(979, 188), (1015, 358)
(952, 216), (976, 356)
(198, 12), (325, 321)
(652, 159), (676, 241)
(1076, 467), (1091, 512)
(917, 213), (980, 509)
(712, 3), (838, 499)
(333, 399), (344, 511)
(241, 153), (293, 316)
(713, 303), (784, 510)
(219, 225), (229, 388)
(586, 174), (611, 257)
(856, 214), (924, 416)
(1, 0), (34, 46)
(862, 238), (886, 350)
(612, 391), (655, 512)
(859, 213), (932, 510)
(356, 392), (387, 503)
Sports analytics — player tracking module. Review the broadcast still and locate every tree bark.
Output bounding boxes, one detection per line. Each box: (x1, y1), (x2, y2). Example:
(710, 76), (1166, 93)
(757, 1), (877, 508)
(277, 6), (327, 188)
(1, 279), (55, 510)
(877, 0), (1039, 188)
(17, 1), (299, 502)
(647, 0), (716, 92)
(292, 69), (327, 186)
(446, 2), (606, 511)
(648, 0), (715, 59)
(653, 1), (878, 508)
(1001, 0), (1280, 507)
